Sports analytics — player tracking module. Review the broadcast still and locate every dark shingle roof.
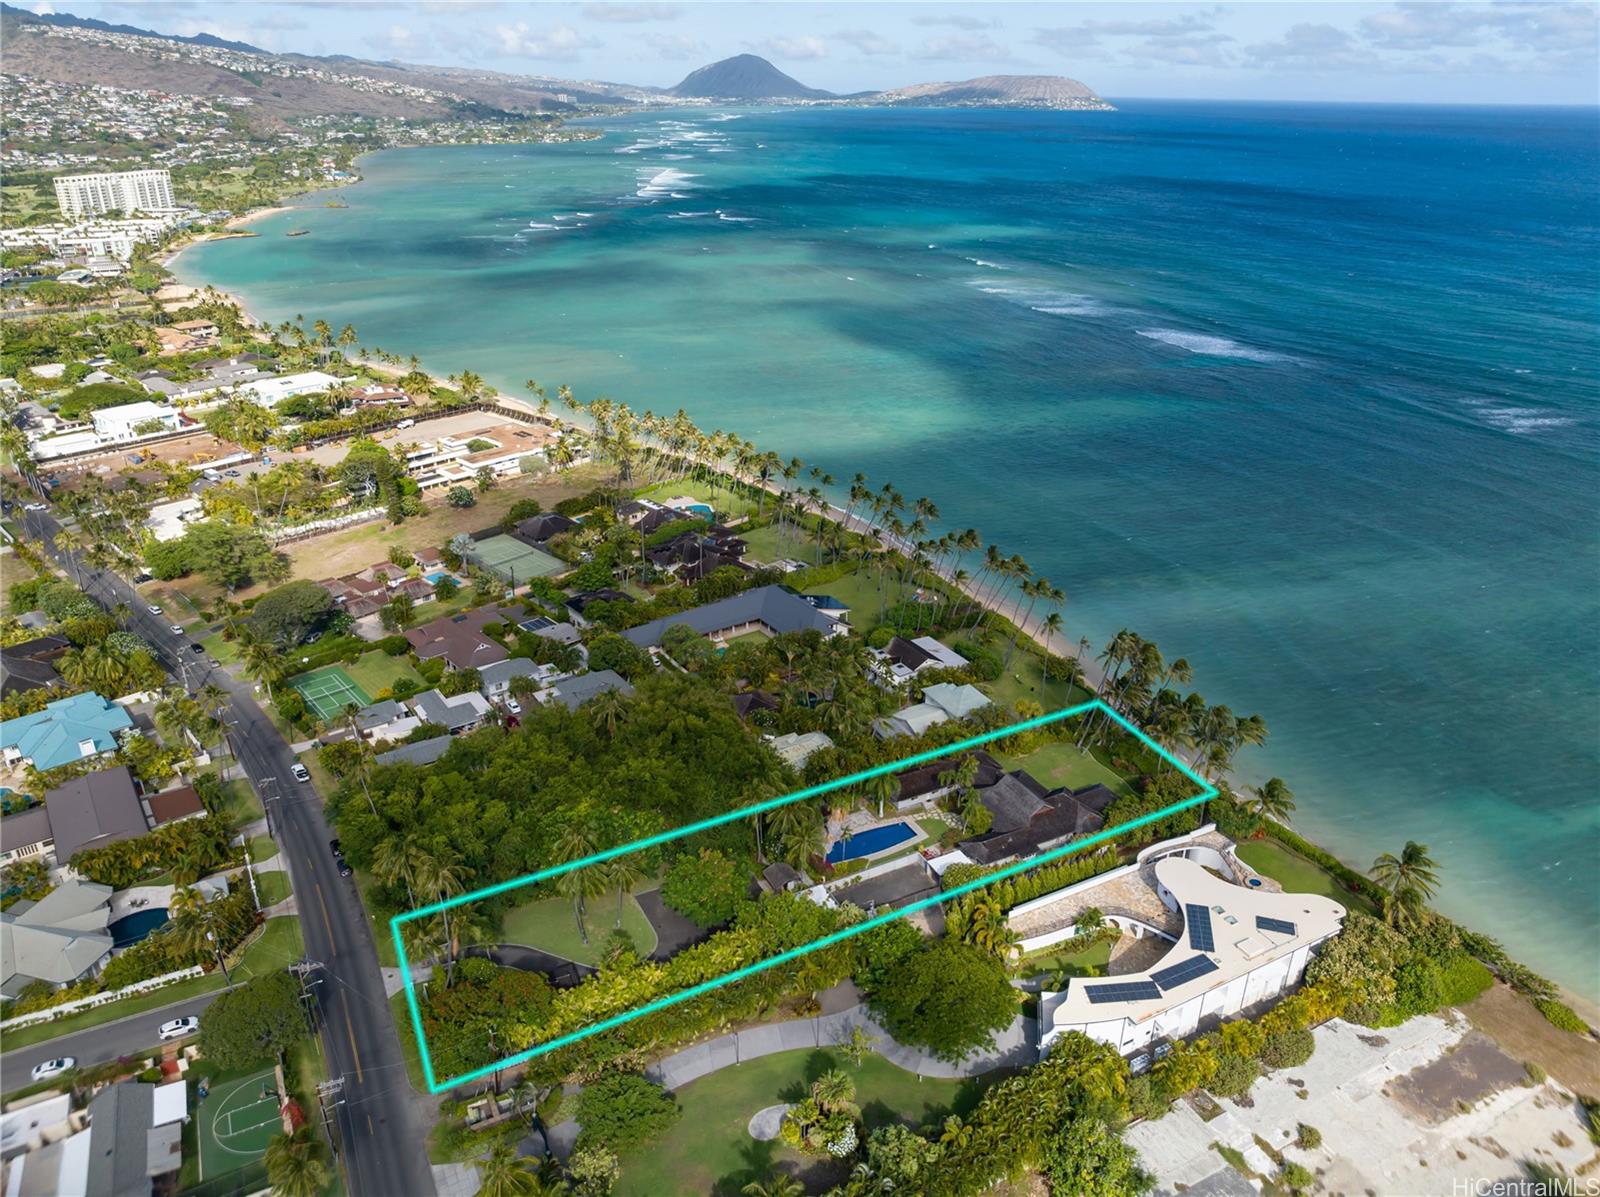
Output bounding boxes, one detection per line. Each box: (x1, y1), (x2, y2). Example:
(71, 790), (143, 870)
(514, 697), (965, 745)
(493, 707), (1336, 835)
(623, 585), (839, 648)
(44, 767), (146, 864)
(375, 735), (454, 768)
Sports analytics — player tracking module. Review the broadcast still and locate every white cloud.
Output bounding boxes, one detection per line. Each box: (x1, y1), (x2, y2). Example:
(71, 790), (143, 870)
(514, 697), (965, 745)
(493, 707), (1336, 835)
(1034, 11), (1221, 52)
(832, 28), (898, 57)
(366, 23), (417, 57)
(494, 21), (602, 60)
(752, 35), (829, 61)
(641, 31), (706, 60)
(912, 14), (995, 31)
(583, 2), (682, 22)
(911, 33), (1015, 63)
(1244, 23), (1373, 70)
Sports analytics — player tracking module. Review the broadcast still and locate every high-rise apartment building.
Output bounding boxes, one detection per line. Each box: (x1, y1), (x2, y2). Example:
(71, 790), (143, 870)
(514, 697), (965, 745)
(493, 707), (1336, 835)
(53, 169), (176, 219)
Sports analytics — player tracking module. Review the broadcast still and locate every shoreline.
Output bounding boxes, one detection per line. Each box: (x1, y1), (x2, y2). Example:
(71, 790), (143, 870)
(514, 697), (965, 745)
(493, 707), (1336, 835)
(167, 190), (1597, 1020)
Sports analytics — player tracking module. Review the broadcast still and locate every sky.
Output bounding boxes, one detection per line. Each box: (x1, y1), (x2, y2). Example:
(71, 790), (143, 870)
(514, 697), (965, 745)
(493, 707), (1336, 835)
(32, 1), (1600, 105)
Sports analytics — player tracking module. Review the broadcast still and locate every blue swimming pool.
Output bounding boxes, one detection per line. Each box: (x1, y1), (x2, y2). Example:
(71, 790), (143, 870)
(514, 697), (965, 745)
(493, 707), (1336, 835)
(109, 908), (169, 948)
(826, 822), (917, 864)
(424, 571), (459, 585)
(685, 503), (713, 518)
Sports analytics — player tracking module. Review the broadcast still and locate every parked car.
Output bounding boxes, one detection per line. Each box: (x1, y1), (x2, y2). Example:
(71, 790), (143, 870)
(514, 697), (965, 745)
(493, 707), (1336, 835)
(169, 624), (184, 635)
(147, 604), (162, 615)
(23, 501), (46, 511)
(224, 469), (241, 478)
(291, 764), (311, 783)
(329, 838), (342, 855)
(335, 855), (353, 878)
(504, 697), (522, 715)
(190, 643), (205, 654)
(30, 1057), (74, 1081)
(158, 1017), (200, 1041)
(132, 572), (152, 583)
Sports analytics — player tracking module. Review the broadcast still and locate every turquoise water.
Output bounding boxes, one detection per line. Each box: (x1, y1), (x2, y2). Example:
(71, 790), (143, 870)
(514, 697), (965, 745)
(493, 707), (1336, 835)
(179, 102), (1600, 998)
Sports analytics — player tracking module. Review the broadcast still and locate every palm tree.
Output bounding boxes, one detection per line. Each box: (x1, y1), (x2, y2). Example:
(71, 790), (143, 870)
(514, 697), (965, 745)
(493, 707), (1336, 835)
(413, 849), (466, 983)
(963, 897), (1017, 959)
(742, 1174), (804, 1197)
(553, 827), (599, 943)
(811, 1068), (856, 1112)
(263, 1126), (329, 1197)
(475, 1140), (547, 1197)
(588, 689), (628, 738)
(602, 853), (644, 930)
(868, 772), (898, 819)
(1250, 777), (1296, 825)
(1370, 841), (1440, 927)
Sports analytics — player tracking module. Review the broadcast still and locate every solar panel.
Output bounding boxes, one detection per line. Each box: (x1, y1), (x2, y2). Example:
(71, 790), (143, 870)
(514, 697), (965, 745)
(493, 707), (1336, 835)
(1084, 981), (1163, 1004)
(1150, 954), (1219, 991)
(1185, 903), (1216, 952)
(1256, 915), (1297, 936)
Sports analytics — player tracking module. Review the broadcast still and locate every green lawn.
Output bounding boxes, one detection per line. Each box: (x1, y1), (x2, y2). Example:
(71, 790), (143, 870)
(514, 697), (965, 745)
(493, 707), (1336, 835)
(200, 630), (241, 665)
(1236, 839), (1379, 917)
(215, 778), (264, 827)
(247, 835), (277, 862)
(255, 870), (291, 906)
(344, 650), (426, 699)
(915, 816), (951, 846)
(738, 521), (808, 564)
(995, 741), (1137, 799)
(1019, 937), (1113, 980)
(725, 629), (771, 647)
(389, 991), (428, 1092)
(499, 892), (657, 966)
(297, 748), (340, 797)
(615, 1047), (992, 1197)
(635, 478), (760, 521)
(803, 568), (914, 629)
(1, 917), (302, 1051)
(979, 641), (1096, 715)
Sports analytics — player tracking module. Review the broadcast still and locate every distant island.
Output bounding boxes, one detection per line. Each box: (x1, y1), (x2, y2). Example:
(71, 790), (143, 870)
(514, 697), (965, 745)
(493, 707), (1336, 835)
(671, 53), (1113, 111)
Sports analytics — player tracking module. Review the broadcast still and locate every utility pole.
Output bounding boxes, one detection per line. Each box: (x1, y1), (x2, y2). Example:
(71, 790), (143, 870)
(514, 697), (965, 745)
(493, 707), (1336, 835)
(290, 960), (323, 1035)
(315, 1076), (345, 1162)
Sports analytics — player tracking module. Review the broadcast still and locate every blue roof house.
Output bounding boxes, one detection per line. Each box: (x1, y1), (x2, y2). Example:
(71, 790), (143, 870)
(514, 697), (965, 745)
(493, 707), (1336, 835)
(0, 693), (133, 773)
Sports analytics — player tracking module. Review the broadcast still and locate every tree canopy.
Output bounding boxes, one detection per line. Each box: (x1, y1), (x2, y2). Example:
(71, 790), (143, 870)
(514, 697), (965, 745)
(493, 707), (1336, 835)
(862, 941), (1018, 1063)
(197, 971), (307, 1069)
(249, 579), (334, 647)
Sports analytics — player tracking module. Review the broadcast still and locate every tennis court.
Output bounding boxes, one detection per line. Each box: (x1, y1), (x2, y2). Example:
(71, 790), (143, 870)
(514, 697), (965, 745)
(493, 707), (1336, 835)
(289, 664), (372, 722)
(464, 534), (565, 585)
(197, 1065), (282, 1180)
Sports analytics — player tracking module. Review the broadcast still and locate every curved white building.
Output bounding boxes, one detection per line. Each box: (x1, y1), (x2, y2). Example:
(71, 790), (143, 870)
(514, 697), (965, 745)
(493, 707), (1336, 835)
(1039, 856), (1345, 1058)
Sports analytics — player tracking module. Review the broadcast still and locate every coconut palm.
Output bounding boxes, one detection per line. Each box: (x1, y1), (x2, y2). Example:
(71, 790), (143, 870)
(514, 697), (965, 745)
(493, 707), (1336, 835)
(1370, 841), (1440, 927)
(553, 827), (599, 943)
(601, 853), (644, 930)
(1249, 777), (1296, 825)
(742, 1174), (805, 1197)
(868, 772), (899, 819)
(263, 1126), (329, 1197)
(963, 897), (1017, 959)
(588, 689), (628, 738)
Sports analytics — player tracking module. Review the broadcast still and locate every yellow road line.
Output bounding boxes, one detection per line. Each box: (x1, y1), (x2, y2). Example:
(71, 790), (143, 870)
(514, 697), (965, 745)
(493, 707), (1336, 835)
(315, 884), (335, 956)
(344, 1002), (365, 1084)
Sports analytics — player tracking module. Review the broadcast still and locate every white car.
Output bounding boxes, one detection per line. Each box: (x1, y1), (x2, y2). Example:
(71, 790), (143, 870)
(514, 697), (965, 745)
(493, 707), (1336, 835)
(504, 697), (522, 715)
(158, 1016), (200, 1042)
(147, 604), (162, 615)
(30, 1057), (75, 1081)
(291, 764), (311, 783)
(23, 502), (46, 512)
(169, 624), (184, 635)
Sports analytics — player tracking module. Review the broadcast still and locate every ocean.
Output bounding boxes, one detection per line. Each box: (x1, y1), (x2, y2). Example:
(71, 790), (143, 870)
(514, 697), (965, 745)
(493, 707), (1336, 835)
(177, 101), (1600, 999)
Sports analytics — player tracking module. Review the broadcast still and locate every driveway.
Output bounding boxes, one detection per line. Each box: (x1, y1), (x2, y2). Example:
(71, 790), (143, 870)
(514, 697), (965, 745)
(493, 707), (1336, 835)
(634, 888), (709, 961)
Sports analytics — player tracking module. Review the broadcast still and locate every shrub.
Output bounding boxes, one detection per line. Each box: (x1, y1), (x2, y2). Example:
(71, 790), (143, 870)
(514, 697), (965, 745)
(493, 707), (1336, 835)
(1435, 953), (1494, 1007)
(1295, 1123), (1322, 1150)
(446, 486), (475, 508)
(1525, 1061), (1547, 1085)
(376, 634), (411, 656)
(1125, 1074), (1169, 1122)
(1259, 1027), (1315, 1070)
(660, 848), (749, 929)
(1206, 1052), (1258, 1099)
(1535, 998), (1588, 1034)
(573, 1073), (679, 1154)
(1281, 1161), (1315, 1193)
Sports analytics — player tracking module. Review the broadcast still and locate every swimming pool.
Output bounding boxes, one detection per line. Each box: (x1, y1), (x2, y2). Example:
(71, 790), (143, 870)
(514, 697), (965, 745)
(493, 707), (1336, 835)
(109, 908), (169, 948)
(424, 571), (460, 586)
(685, 503), (713, 518)
(826, 822), (917, 864)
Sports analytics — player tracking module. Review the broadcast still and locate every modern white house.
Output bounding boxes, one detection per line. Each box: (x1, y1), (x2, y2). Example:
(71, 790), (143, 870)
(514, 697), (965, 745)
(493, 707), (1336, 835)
(1036, 854), (1346, 1058)
(89, 400), (182, 443)
(239, 371), (343, 408)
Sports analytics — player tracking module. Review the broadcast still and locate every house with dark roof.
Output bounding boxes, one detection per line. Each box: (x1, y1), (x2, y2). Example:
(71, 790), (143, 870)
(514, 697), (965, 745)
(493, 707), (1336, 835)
(957, 772), (1108, 867)
(375, 734), (454, 768)
(404, 606), (517, 671)
(0, 806), (53, 866)
(622, 584), (843, 649)
(82, 1079), (186, 1197)
(409, 689), (490, 734)
(510, 512), (578, 546)
(44, 766), (148, 865)
(873, 635), (968, 684)
(0, 635), (69, 697)
(893, 749), (1006, 806)
(731, 690), (781, 720)
(145, 785), (205, 828)
(565, 589), (632, 628)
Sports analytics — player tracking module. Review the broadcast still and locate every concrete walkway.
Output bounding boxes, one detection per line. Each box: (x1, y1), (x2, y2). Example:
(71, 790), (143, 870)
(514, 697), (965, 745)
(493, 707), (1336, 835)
(645, 1001), (1036, 1090)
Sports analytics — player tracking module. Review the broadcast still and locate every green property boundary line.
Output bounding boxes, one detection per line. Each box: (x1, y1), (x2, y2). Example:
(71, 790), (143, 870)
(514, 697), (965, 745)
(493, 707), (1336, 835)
(393, 699), (1216, 1092)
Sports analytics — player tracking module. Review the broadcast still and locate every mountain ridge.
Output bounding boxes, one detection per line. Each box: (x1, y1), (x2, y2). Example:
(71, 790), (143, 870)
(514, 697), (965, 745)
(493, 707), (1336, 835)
(671, 54), (832, 101)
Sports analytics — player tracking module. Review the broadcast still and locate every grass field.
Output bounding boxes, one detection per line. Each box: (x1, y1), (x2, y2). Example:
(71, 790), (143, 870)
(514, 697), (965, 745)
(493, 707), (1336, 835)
(200, 631), (242, 665)
(216, 778), (264, 827)
(1, 917), (303, 1052)
(803, 568), (912, 627)
(738, 521), (807, 564)
(635, 477), (760, 521)
(196, 1062), (281, 1180)
(614, 1047), (993, 1197)
(1018, 937), (1114, 980)
(255, 870), (291, 906)
(499, 892), (658, 966)
(995, 741), (1137, 799)
(343, 650), (425, 699)
(289, 664), (371, 722)
(1236, 838), (1380, 916)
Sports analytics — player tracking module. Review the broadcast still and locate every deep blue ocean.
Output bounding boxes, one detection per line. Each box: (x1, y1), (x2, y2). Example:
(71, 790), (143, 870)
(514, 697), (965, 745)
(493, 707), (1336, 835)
(180, 101), (1600, 998)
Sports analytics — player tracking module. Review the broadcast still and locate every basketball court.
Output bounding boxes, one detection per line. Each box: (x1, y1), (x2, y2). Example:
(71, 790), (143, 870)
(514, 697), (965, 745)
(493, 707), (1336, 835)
(196, 1065), (282, 1180)
(289, 664), (372, 721)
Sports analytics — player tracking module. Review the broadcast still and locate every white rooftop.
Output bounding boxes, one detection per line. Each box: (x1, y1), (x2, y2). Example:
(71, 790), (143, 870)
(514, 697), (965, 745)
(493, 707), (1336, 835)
(1047, 857), (1346, 1028)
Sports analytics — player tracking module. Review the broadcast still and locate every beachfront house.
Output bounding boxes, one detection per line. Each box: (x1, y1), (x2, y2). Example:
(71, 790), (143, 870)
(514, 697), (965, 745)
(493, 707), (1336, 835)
(872, 635), (969, 684)
(622, 584), (845, 650)
(239, 371), (343, 408)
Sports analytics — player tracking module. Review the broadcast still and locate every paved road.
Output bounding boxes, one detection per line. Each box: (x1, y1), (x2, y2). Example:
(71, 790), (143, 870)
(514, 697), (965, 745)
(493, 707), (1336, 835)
(3, 993), (217, 1080)
(9, 506), (436, 1197)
